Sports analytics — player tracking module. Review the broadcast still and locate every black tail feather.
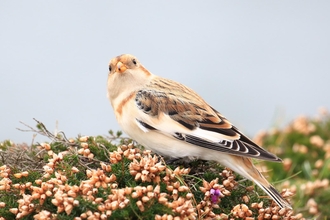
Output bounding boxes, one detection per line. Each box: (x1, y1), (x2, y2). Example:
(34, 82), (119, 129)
(261, 185), (292, 209)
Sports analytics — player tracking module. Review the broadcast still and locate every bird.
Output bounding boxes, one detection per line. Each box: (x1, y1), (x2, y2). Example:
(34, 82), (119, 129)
(107, 54), (292, 209)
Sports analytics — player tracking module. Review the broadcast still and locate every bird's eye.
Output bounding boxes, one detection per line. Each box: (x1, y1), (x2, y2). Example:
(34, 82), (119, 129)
(109, 66), (112, 72)
(132, 59), (137, 65)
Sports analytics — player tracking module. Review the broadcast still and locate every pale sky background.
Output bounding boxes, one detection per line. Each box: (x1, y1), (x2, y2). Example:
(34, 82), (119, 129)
(1, 1), (329, 143)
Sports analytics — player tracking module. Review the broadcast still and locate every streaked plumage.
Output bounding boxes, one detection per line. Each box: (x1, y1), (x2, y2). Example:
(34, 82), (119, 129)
(107, 54), (292, 209)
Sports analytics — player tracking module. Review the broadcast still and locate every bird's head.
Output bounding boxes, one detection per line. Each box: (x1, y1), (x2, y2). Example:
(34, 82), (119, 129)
(107, 54), (153, 103)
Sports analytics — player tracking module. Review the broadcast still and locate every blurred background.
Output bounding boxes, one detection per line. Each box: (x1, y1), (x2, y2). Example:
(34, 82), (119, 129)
(1, 1), (329, 143)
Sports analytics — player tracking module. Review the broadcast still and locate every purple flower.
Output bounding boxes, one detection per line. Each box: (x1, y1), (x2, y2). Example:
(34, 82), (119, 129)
(210, 188), (221, 204)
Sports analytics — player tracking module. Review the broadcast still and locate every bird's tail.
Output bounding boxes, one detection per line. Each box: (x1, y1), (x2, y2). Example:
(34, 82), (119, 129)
(258, 182), (292, 209)
(222, 156), (292, 209)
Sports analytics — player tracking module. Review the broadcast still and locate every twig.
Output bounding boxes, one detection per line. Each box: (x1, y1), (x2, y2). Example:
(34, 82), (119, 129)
(17, 118), (78, 147)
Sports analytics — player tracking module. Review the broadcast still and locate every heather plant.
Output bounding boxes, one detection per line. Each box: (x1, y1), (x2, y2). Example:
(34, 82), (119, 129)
(254, 108), (330, 219)
(2, 113), (323, 219)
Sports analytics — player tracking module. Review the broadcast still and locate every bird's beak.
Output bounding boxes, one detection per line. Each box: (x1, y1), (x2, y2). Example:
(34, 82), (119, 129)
(117, 61), (127, 73)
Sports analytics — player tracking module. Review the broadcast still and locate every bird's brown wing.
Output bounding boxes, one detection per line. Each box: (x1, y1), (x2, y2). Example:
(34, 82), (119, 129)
(134, 78), (281, 162)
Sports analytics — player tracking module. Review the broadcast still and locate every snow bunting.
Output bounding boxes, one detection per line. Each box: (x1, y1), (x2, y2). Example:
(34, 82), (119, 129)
(107, 54), (292, 209)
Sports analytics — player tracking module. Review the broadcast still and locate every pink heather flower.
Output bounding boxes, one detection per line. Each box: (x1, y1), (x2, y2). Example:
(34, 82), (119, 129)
(210, 188), (221, 204)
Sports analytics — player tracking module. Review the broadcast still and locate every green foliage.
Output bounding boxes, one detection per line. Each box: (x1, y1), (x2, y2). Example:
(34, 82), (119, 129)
(257, 111), (330, 218)
(0, 191), (18, 219)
